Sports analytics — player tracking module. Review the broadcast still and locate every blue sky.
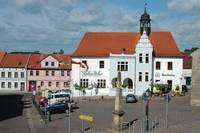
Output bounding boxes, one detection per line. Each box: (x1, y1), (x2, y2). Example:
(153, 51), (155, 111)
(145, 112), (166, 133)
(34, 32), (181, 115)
(0, 0), (199, 53)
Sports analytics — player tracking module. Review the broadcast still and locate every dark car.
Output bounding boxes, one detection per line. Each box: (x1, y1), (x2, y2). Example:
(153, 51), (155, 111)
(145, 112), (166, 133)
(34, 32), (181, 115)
(126, 94), (137, 103)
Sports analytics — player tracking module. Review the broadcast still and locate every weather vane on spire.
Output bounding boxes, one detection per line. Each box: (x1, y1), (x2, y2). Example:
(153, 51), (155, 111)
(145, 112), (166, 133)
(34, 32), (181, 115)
(144, 2), (147, 12)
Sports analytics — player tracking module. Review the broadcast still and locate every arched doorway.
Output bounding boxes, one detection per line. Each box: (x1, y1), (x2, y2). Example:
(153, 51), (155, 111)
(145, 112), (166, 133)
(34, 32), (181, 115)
(123, 78), (133, 92)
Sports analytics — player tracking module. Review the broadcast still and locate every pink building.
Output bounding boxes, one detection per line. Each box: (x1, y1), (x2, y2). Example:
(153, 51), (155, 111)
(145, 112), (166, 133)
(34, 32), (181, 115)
(27, 54), (71, 92)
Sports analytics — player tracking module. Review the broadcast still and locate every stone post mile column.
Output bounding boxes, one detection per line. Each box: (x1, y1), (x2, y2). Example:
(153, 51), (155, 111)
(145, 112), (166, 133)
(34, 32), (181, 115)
(112, 71), (124, 130)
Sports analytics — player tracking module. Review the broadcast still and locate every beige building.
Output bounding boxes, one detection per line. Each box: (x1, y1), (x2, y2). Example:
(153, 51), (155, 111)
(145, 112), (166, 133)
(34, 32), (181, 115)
(191, 48), (200, 106)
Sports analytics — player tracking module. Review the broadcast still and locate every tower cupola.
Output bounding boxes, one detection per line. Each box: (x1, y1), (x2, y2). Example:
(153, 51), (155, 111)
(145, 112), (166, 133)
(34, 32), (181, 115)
(140, 3), (151, 36)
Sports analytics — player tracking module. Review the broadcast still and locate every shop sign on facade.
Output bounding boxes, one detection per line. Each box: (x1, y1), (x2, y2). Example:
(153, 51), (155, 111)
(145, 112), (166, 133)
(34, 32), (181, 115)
(82, 71), (103, 77)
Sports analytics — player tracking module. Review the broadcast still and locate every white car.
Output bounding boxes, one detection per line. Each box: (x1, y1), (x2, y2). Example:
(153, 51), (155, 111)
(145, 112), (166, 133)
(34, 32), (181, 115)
(48, 91), (70, 105)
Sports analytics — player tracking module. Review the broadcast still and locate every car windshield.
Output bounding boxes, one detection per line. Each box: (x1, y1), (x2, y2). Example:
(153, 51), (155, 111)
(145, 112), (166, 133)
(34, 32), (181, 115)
(54, 94), (69, 98)
(127, 94), (135, 97)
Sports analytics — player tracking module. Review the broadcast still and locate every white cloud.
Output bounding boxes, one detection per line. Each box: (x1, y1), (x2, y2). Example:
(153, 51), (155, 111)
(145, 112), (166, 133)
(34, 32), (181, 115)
(15, 0), (35, 7)
(168, 0), (200, 13)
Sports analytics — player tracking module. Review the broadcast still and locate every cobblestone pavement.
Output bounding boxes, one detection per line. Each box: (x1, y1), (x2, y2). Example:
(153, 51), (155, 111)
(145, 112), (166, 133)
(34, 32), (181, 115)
(1, 92), (200, 133)
(30, 93), (200, 133)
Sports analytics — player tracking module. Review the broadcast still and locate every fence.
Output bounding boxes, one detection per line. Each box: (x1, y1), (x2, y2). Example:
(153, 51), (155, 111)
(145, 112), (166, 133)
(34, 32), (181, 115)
(117, 116), (165, 133)
(32, 97), (49, 123)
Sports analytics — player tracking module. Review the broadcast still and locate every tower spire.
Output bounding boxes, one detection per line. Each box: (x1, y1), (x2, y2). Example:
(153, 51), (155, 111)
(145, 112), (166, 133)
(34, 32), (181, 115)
(144, 3), (147, 14)
(140, 3), (151, 36)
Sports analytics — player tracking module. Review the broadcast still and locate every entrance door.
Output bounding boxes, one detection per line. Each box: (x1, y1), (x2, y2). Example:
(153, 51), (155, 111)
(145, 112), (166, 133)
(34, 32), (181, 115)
(29, 81), (36, 92)
(167, 80), (172, 91)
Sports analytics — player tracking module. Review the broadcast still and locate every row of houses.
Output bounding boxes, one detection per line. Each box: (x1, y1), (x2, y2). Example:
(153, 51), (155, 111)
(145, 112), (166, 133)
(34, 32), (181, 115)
(0, 9), (193, 96)
(0, 52), (71, 92)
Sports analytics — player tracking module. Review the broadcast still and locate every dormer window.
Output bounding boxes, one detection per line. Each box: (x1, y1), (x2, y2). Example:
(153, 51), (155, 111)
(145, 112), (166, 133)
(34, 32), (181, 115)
(30, 70), (33, 76)
(45, 62), (49, 66)
(51, 62), (55, 66)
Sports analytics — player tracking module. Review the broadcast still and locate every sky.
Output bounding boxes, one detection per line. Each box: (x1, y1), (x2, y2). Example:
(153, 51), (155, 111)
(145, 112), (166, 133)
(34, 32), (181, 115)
(0, 0), (200, 54)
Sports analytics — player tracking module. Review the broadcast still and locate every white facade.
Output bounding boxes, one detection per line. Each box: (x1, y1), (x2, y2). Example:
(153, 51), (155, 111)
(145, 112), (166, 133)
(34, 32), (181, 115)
(72, 55), (136, 97)
(0, 68), (27, 91)
(153, 57), (183, 90)
(135, 31), (153, 95)
(71, 32), (183, 96)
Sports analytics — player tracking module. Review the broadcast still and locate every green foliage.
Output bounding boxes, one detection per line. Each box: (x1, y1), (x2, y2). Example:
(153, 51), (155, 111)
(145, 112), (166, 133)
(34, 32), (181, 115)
(74, 83), (82, 90)
(154, 83), (168, 90)
(175, 85), (180, 91)
(52, 49), (64, 54)
(184, 47), (198, 55)
(112, 78), (117, 88)
(59, 49), (64, 54)
(10, 50), (40, 54)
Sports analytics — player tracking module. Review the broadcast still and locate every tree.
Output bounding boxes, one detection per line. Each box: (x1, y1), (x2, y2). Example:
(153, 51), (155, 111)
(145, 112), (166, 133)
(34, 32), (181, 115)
(59, 49), (64, 54)
(184, 47), (198, 55)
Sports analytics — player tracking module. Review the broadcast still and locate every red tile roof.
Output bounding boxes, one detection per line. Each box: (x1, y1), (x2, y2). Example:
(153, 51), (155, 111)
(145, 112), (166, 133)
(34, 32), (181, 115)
(0, 53), (30, 68)
(0, 51), (7, 62)
(182, 53), (192, 69)
(28, 54), (71, 70)
(27, 54), (48, 69)
(73, 32), (183, 57)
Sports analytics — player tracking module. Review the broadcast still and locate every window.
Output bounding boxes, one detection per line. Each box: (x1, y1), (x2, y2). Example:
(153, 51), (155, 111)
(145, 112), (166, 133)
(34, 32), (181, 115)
(145, 54), (149, 63)
(14, 72), (18, 78)
(1, 82), (5, 88)
(139, 53), (143, 63)
(64, 82), (70, 87)
(1, 72), (5, 78)
(21, 72), (24, 78)
(51, 62), (55, 66)
(45, 62), (49, 66)
(139, 72), (142, 82)
(168, 62), (173, 70)
(8, 82), (11, 88)
(8, 72), (12, 78)
(56, 82), (59, 87)
(48, 82), (51, 87)
(41, 81), (44, 86)
(67, 70), (70, 76)
(97, 79), (106, 88)
(145, 72), (149, 82)
(156, 62), (161, 70)
(46, 70), (49, 76)
(61, 70), (65, 76)
(14, 82), (18, 88)
(30, 70), (33, 76)
(36, 70), (39, 76)
(117, 61), (128, 71)
(80, 79), (89, 88)
(99, 61), (104, 68)
(51, 71), (55, 76)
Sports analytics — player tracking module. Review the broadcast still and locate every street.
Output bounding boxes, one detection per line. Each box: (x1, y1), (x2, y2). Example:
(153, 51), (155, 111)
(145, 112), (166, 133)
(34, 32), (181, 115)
(32, 94), (200, 133)
(1, 93), (200, 133)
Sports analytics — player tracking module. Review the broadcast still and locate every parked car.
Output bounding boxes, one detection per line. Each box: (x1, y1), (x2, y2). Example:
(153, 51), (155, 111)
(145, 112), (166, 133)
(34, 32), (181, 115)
(126, 94), (137, 103)
(48, 91), (70, 105)
(40, 91), (77, 113)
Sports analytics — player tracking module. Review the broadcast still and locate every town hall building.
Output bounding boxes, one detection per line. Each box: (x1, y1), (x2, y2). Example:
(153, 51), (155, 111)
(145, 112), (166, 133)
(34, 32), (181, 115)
(71, 9), (183, 96)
